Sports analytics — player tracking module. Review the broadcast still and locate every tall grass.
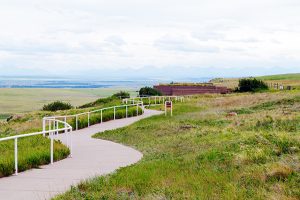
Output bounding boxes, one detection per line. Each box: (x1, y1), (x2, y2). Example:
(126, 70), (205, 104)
(73, 107), (143, 130)
(0, 136), (69, 177)
(55, 92), (300, 200)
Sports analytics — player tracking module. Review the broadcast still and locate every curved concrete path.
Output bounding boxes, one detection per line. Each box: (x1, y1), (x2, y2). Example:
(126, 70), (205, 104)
(0, 109), (162, 200)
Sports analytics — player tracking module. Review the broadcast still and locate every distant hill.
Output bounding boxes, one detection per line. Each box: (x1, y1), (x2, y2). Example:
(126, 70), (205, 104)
(257, 73), (300, 81)
(210, 73), (300, 89)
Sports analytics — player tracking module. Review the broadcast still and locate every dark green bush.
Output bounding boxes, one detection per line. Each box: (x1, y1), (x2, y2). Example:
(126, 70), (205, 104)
(237, 78), (268, 92)
(139, 87), (162, 96)
(112, 91), (130, 99)
(42, 101), (73, 111)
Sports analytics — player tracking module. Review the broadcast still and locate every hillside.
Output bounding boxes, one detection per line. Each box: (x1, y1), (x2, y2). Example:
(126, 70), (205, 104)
(212, 73), (300, 89)
(258, 73), (300, 81)
(56, 91), (300, 199)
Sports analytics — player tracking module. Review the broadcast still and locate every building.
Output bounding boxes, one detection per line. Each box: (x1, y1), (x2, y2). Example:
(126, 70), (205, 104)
(154, 83), (231, 96)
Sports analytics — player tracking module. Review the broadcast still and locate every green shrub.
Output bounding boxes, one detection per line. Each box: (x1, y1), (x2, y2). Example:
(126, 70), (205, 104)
(139, 87), (162, 96)
(237, 78), (268, 92)
(112, 91), (130, 99)
(42, 101), (73, 111)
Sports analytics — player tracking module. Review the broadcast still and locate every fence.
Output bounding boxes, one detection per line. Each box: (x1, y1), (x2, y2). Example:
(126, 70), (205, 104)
(0, 118), (72, 175)
(43, 102), (144, 131)
(123, 96), (184, 106)
(0, 96), (182, 176)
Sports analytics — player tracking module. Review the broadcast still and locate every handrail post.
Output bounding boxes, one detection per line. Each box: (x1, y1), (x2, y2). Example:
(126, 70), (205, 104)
(56, 120), (58, 135)
(50, 127), (54, 164)
(136, 104), (139, 116)
(88, 112), (90, 127)
(76, 115), (78, 130)
(14, 138), (18, 175)
(70, 128), (73, 158)
(155, 96), (157, 105)
(42, 118), (46, 137)
(64, 116), (67, 134)
(126, 105), (128, 118)
(114, 107), (116, 120)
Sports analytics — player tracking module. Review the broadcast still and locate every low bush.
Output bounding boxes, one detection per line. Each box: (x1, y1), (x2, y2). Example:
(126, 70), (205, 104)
(237, 78), (268, 92)
(42, 101), (73, 111)
(139, 87), (162, 96)
(112, 91), (130, 99)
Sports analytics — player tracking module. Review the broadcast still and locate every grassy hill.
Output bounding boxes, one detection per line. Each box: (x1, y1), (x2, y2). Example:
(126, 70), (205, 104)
(212, 73), (300, 89)
(55, 91), (300, 200)
(0, 94), (136, 177)
(258, 73), (300, 81)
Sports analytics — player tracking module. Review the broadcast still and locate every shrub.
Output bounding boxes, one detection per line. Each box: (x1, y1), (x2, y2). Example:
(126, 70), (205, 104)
(237, 78), (268, 92)
(112, 91), (130, 99)
(139, 87), (162, 96)
(42, 101), (73, 111)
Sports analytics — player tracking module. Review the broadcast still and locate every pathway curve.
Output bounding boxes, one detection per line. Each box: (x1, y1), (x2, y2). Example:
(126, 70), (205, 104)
(0, 109), (162, 200)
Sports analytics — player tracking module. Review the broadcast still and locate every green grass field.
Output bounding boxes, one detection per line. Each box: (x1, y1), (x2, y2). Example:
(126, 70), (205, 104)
(55, 91), (300, 200)
(258, 73), (300, 81)
(0, 94), (142, 177)
(0, 88), (137, 115)
(212, 73), (300, 89)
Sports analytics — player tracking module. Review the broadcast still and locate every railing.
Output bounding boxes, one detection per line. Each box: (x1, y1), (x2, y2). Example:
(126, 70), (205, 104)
(0, 118), (72, 175)
(0, 96), (182, 176)
(43, 102), (144, 131)
(123, 95), (184, 105)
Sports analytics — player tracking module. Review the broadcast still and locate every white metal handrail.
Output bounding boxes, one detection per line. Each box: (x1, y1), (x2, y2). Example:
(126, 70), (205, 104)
(123, 95), (184, 105)
(0, 118), (72, 175)
(43, 102), (144, 131)
(0, 96), (181, 177)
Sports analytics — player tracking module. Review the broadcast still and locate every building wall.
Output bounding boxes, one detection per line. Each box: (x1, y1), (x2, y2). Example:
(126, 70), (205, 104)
(154, 85), (230, 96)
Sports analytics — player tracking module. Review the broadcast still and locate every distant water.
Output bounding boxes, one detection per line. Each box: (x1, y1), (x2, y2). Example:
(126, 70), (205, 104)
(0, 76), (212, 88)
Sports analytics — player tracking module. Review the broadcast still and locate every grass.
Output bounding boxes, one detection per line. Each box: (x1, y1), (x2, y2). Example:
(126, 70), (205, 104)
(0, 136), (69, 178)
(55, 91), (300, 200)
(212, 73), (300, 89)
(0, 95), (143, 177)
(258, 73), (300, 81)
(0, 88), (137, 114)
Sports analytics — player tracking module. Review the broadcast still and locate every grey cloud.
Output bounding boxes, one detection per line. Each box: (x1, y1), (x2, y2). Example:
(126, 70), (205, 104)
(154, 35), (220, 53)
(191, 31), (225, 41)
(104, 35), (126, 46)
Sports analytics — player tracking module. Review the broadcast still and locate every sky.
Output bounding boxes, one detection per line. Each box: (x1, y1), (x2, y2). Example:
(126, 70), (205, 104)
(0, 0), (300, 79)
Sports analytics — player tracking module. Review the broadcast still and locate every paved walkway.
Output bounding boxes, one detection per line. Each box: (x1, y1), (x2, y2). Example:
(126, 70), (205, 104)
(0, 109), (162, 200)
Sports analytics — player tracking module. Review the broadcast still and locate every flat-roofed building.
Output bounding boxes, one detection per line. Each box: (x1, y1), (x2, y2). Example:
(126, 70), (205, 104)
(154, 83), (231, 96)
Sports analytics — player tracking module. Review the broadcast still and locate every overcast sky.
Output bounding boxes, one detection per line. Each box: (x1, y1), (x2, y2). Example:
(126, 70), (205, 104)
(0, 0), (299, 78)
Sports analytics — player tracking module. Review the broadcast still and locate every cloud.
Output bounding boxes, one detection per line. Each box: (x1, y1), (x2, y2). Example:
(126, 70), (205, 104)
(154, 35), (220, 53)
(0, 0), (300, 77)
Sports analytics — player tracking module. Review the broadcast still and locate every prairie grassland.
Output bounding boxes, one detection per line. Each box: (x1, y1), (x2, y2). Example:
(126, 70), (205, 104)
(0, 96), (143, 177)
(0, 88), (136, 114)
(212, 73), (300, 89)
(55, 91), (300, 200)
